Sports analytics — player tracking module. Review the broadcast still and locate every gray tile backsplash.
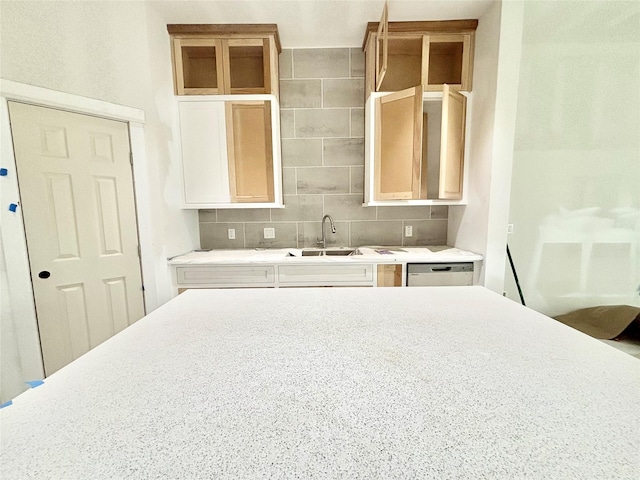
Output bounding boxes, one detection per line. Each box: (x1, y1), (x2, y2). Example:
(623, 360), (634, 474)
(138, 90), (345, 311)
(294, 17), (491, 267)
(245, 222), (297, 249)
(282, 139), (322, 167)
(281, 79), (322, 108)
(297, 167), (351, 194)
(294, 109), (351, 138)
(198, 48), (449, 249)
(323, 138), (364, 166)
(351, 221), (403, 246)
(292, 48), (350, 78)
(350, 108), (365, 137)
(322, 79), (364, 108)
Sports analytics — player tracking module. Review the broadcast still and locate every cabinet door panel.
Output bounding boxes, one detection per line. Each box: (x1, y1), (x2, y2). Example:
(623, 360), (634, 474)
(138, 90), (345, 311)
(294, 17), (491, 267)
(439, 85), (466, 199)
(375, 3), (389, 91)
(179, 102), (230, 204)
(226, 101), (274, 202)
(375, 86), (423, 200)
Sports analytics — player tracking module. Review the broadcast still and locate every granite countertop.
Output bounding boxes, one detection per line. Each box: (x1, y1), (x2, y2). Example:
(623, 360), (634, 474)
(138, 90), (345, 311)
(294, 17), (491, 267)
(169, 245), (483, 265)
(1, 287), (638, 479)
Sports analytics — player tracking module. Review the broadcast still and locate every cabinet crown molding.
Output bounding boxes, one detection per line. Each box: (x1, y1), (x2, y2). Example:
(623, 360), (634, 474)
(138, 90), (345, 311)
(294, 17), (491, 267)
(167, 24), (282, 53)
(362, 19), (478, 50)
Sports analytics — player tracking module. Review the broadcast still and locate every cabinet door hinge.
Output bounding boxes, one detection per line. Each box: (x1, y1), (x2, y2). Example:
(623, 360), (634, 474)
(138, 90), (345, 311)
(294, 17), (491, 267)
(130, 152), (134, 165)
(137, 245), (141, 257)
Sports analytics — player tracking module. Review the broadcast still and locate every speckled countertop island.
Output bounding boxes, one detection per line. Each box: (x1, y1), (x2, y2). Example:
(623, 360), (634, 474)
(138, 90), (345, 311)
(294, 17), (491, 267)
(2, 287), (639, 479)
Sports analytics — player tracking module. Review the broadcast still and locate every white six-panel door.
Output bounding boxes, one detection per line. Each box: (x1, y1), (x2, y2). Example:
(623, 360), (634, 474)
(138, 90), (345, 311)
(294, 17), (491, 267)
(8, 102), (145, 376)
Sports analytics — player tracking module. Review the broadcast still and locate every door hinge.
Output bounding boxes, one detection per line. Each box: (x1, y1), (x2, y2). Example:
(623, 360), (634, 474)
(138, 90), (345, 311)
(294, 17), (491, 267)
(129, 152), (134, 165)
(137, 245), (141, 257)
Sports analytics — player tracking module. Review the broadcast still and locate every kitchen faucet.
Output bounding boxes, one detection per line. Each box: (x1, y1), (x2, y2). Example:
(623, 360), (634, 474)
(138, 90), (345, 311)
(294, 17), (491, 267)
(321, 214), (336, 249)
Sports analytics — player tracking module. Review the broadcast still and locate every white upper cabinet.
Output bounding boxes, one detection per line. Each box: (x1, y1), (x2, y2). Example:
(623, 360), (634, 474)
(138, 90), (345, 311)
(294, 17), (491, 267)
(177, 96), (283, 209)
(168, 25), (284, 209)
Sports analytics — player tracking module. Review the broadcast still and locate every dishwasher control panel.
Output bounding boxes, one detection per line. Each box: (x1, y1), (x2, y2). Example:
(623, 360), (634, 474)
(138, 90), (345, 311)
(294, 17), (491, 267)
(406, 263), (474, 287)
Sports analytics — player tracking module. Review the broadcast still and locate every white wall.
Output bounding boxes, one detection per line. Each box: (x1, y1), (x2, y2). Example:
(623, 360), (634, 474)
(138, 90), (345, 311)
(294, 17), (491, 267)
(448, 0), (523, 293)
(505, 0), (640, 316)
(0, 1), (198, 402)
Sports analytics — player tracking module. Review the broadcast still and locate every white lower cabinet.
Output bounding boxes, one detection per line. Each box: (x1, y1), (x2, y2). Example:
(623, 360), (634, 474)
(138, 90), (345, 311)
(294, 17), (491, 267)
(174, 263), (375, 289)
(176, 265), (275, 287)
(278, 264), (374, 286)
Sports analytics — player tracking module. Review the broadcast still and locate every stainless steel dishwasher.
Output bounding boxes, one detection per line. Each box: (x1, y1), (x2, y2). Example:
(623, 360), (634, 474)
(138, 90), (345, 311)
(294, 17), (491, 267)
(406, 263), (474, 286)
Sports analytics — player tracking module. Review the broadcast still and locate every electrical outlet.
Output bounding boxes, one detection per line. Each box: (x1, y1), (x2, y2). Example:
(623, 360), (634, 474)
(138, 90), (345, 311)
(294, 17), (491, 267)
(228, 228), (236, 240)
(507, 224), (514, 234)
(405, 225), (413, 237)
(264, 227), (275, 239)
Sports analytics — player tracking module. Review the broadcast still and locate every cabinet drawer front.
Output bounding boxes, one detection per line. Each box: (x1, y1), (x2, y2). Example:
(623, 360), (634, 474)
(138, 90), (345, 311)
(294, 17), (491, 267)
(176, 266), (275, 285)
(278, 264), (374, 285)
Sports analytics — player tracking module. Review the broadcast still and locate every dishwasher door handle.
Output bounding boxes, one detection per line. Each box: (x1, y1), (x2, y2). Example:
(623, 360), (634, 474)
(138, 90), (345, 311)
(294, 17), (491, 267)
(430, 266), (452, 272)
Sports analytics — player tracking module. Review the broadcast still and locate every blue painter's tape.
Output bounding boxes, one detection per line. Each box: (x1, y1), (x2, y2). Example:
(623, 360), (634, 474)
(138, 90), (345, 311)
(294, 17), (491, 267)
(8, 203), (18, 212)
(25, 380), (44, 388)
(0, 168), (7, 176)
(0, 400), (13, 409)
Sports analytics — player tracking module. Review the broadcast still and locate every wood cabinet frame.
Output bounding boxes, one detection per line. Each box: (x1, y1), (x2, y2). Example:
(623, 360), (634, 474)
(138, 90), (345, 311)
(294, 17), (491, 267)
(168, 24), (281, 96)
(172, 38), (225, 95)
(221, 38), (273, 95)
(362, 20), (477, 96)
(422, 34), (474, 92)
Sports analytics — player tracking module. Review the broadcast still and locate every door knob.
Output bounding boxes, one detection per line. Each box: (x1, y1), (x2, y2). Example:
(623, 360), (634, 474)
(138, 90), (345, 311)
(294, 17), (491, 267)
(38, 271), (51, 279)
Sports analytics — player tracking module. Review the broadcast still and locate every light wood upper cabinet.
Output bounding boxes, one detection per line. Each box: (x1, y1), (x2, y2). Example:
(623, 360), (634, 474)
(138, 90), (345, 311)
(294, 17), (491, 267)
(172, 38), (225, 95)
(362, 18), (473, 206)
(362, 20), (477, 97)
(168, 24), (281, 96)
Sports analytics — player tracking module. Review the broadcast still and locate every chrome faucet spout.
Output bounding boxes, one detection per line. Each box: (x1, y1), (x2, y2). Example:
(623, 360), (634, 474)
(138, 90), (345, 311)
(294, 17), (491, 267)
(321, 214), (336, 249)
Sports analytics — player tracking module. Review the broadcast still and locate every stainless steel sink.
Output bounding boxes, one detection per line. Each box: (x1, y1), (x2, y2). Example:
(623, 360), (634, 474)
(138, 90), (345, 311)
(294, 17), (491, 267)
(324, 249), (355, 256)
(288, 248), (358, 257)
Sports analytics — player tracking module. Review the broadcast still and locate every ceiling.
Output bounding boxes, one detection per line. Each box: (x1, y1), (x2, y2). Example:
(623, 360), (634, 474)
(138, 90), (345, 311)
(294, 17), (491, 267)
(149, 0), (495, 48)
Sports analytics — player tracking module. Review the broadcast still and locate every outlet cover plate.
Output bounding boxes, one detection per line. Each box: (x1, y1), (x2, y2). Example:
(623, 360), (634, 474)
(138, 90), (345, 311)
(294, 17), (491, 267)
(264, 227), (275, 239)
